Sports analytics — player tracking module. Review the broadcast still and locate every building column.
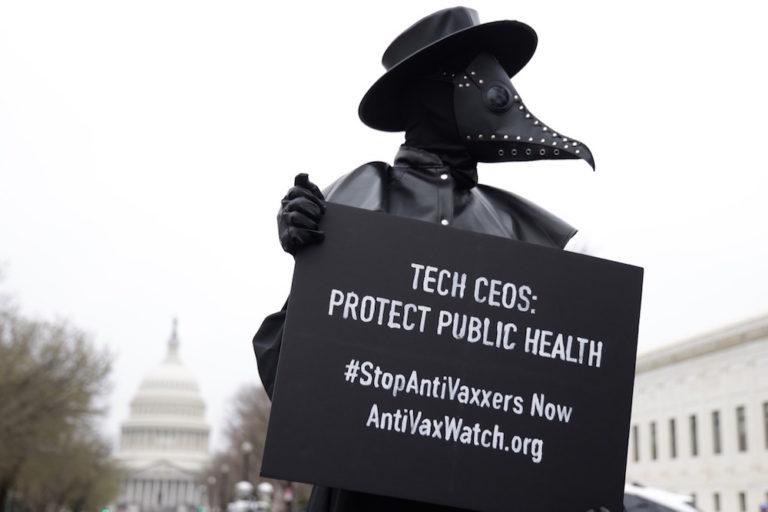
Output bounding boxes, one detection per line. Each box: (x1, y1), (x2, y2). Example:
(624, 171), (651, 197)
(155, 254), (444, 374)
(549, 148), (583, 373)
(193, 482), (200, 506)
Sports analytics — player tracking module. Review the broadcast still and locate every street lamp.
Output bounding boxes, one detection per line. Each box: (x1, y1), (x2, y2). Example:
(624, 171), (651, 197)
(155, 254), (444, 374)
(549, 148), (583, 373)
(241, 441), (253, 482)
(220, 464), (230, 510)
(207, 476), (216, 511)
(256, 482), (274, 511)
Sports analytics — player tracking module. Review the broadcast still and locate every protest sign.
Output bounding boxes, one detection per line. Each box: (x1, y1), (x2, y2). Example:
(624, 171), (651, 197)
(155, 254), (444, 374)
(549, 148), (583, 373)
(261, 203), (643, 512)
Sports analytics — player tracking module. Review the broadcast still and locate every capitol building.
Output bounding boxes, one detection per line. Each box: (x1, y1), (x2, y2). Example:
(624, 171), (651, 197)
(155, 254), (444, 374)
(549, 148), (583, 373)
(115, 321), (211, 511)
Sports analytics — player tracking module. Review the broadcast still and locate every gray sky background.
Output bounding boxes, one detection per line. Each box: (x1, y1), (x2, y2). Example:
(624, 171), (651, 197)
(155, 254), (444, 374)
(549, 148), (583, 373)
(1, 1), (767, 447)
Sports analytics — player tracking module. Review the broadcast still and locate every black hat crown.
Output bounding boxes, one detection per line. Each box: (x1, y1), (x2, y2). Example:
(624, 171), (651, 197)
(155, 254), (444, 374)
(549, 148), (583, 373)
(381, 7), (480, 71)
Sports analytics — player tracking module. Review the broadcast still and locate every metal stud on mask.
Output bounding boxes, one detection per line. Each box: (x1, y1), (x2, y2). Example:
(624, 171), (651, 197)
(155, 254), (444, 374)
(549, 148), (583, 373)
(453, 53), (595, 169)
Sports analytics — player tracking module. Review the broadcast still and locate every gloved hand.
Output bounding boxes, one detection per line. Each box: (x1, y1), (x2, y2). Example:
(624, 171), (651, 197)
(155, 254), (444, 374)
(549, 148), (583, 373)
(277, 173), (326, 255)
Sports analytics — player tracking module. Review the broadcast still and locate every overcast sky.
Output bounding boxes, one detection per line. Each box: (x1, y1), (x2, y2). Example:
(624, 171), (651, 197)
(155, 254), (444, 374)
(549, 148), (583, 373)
(1, 1), (767, 447)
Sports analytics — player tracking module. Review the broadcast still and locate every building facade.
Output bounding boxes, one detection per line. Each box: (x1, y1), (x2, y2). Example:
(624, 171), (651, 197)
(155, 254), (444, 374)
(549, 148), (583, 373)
(116, 321), (211, 511)
(626, 313), (768, 512)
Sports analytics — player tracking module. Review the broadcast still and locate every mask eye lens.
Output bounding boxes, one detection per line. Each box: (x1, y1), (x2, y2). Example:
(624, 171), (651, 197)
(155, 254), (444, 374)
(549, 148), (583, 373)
(485, 85), (512, 112)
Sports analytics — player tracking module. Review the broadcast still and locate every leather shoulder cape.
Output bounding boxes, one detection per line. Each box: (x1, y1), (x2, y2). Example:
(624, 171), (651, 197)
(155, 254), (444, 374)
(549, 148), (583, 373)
(323, 155), (575, 249)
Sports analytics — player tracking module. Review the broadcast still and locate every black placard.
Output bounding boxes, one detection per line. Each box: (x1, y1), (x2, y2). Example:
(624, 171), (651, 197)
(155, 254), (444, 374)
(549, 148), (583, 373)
(261, 203), (643, 512)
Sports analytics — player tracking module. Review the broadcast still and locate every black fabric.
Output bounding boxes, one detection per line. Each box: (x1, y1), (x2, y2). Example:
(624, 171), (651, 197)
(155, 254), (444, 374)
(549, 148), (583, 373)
(404, 78), (478, 189)
(253, 146), (576, 512)
(252, 303), (286, 400)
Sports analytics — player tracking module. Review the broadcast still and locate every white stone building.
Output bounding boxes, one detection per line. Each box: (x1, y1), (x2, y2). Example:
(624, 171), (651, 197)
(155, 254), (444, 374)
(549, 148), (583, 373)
(626, 313), (768, 512)
(116, 321), (211, 511)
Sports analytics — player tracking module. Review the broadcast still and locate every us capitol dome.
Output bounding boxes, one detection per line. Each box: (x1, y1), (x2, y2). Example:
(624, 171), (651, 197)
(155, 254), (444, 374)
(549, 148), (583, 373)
(115, 320), (211, 511)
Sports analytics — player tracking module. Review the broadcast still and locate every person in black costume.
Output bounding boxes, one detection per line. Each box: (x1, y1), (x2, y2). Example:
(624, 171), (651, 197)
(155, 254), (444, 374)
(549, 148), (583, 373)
(254, 7), (598, 512)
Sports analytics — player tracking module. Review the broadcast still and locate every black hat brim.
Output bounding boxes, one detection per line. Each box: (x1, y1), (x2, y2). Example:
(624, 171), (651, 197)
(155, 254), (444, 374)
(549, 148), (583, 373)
(358, 20), (538, 132)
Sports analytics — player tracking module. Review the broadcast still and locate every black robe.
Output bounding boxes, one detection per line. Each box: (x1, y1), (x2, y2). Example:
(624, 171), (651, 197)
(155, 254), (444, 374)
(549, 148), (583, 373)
(253, 145), (575, 512)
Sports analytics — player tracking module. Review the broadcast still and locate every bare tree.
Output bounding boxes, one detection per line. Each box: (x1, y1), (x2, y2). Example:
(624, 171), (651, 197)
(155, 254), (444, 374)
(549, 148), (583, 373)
(0, 292), (121, 510)
(15, 427), (122, 511)
(205, 384), (311, 511)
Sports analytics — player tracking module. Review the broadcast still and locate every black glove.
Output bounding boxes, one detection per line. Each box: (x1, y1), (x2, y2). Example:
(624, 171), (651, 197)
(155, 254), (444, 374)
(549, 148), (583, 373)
(277, 173), (326, 255)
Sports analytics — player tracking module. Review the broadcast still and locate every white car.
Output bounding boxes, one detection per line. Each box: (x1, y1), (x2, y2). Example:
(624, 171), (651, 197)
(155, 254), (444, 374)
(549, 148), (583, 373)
(624, 483), (699, 512)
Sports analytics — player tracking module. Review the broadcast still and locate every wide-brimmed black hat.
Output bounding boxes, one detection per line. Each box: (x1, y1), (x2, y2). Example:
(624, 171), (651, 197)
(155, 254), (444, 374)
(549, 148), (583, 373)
(358, 7), (537, 132)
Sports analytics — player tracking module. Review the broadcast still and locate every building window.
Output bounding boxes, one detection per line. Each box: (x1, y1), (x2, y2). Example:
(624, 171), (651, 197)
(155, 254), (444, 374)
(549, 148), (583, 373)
(632, 425), (640, 462)
(650, 421), (657, 460)
(736, 405), (747, 452)
(738, 491), (746, 511)
(763, 401), (768, 449)
(713, 492), (720, 512)
(690, 414), (698, 456)
(712, 410), (721, 454)
(669, 418), (677, 458)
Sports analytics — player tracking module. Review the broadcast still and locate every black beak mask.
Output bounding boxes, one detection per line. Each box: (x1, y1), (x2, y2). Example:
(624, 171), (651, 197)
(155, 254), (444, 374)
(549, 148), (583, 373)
(453, 53), (595, 169)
